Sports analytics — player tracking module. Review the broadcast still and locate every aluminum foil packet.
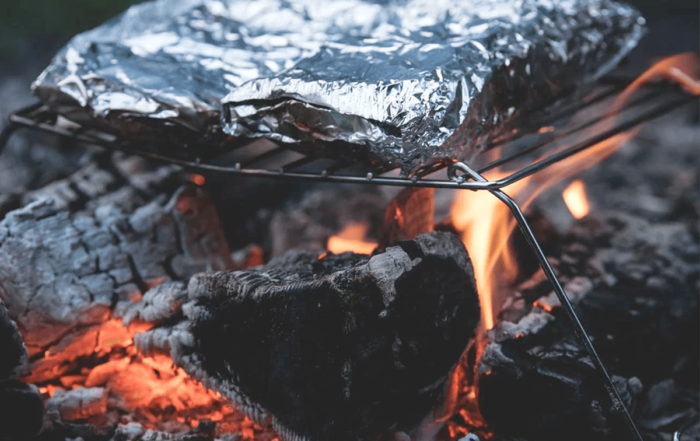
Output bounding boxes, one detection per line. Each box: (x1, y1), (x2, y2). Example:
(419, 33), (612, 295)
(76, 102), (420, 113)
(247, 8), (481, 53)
(33, 0), (644, 173)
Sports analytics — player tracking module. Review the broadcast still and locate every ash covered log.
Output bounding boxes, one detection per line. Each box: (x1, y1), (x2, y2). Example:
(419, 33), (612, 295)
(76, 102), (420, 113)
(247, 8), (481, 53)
(470, 211), (699, 441)
(0, 153), (233, 383)
(135, 232), (481, 441)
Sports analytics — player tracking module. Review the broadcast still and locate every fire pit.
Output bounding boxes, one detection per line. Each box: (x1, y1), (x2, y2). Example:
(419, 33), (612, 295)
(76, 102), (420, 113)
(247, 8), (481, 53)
(0, 2), (698, 441)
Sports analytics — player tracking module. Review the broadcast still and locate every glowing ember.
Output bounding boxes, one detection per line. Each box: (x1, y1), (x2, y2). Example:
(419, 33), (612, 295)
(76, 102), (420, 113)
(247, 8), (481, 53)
(24, 318), (269, 436)
(187, 173), (206, 186)
(450, 53), (700, 331)
(562, 179), (591, 219)
(327, 222), (377, 255)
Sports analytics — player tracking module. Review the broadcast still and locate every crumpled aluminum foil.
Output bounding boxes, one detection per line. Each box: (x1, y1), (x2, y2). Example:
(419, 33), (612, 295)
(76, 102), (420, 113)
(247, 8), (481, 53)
(33, 0), (644, 173)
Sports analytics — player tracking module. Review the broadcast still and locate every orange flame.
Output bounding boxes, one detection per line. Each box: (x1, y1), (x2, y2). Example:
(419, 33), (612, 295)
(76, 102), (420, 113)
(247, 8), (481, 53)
(562, 179), (591, 219)
(327, 222), (377, 255)
(451, 53), (700, 330)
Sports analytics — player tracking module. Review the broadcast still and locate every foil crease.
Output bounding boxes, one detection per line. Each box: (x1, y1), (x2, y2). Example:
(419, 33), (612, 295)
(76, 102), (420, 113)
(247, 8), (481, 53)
(33, 0), (644, 173)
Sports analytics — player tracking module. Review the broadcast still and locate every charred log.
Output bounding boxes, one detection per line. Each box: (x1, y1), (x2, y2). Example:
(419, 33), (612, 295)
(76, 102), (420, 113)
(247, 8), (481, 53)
(0, 153), (233, 383)
(0, 298), (26, 380)
(472, 211), (699, 441)
(0, 380), (44, 439)
(477, 289), (641, 441)
(136, 231), (481, 441)
(46, 387), (108, 422)
(557, 212), (699, 387)
(0, 299), (43, 439)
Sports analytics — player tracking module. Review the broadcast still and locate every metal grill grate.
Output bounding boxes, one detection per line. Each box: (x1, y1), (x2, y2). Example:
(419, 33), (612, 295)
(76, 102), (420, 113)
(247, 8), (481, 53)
(1, 76), (696, 441)
(1, 77), (694, 190)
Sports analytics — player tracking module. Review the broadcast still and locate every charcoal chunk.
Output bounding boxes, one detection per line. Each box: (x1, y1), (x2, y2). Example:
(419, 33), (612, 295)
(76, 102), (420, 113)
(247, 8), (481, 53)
(0, 298), (27, 380)
(0, 380), (44, 439)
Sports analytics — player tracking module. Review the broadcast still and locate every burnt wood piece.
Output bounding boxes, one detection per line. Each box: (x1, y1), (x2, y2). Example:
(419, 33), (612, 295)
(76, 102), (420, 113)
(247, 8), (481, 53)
(0, 380), (44, 439)
(476, 286), (641, 441)
(0, 298), (26, 380)
(0, 153), (233, 382)
(0, 299), (44, 439)
(471, 211), (699, 441)
(556, 212), (699, 388)
(136, 232), (481, 441)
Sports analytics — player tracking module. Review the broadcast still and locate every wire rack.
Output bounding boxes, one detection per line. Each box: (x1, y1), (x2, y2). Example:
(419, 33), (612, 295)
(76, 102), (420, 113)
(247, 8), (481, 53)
(1, 76), (695, 441)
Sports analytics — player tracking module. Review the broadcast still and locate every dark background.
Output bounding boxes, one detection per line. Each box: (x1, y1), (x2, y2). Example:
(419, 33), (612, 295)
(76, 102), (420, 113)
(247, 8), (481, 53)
(0, 0), (697, 76)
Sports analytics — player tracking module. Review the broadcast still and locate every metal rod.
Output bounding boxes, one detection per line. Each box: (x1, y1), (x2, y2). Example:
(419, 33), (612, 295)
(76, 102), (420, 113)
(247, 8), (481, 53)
(452, 161), (645, 441)
(485, 94), (695, 190)
(4, 92), (692, 191)
(673, 417), (696, 441)
(479, 89), (664, 174)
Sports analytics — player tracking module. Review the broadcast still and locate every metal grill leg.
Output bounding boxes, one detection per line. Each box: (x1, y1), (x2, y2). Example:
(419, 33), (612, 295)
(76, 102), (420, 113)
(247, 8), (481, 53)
(451, 162), (644, 441)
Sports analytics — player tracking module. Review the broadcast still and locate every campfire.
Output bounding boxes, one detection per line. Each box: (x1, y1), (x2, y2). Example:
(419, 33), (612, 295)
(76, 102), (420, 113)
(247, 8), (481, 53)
(0, 0), (699, 439)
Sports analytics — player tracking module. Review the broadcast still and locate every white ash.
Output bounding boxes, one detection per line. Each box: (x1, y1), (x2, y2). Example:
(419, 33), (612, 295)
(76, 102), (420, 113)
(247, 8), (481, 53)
(116, 282), (187, 326)
(534, 277), (593, 311)
(46, 387), (108, 422)
(113, 422), (145, 441)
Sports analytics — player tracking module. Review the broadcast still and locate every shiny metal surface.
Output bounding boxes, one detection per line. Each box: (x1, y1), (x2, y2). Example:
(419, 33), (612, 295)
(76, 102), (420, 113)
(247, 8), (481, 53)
(32, 0), (644, 173)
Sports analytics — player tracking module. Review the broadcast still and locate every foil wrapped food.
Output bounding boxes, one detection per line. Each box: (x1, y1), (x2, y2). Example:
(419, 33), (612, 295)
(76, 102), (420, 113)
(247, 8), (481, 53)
(33, 0), (644, 173)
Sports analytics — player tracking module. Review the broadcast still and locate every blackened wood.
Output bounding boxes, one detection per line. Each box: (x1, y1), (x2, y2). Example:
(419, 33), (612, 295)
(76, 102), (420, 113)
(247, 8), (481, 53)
(0, 291), (43, 440)
(137, 232), (480, 441)
(477, 291), (640, 441)
(557, 212), (699, 388)
(473, 211), (699, 441)
(0, 380), (44, 439)
(0, 298), (26, 380)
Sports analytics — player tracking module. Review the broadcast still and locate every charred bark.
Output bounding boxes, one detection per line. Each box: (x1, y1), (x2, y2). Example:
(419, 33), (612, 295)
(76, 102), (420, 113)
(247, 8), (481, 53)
(136, 231), (481, 441)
